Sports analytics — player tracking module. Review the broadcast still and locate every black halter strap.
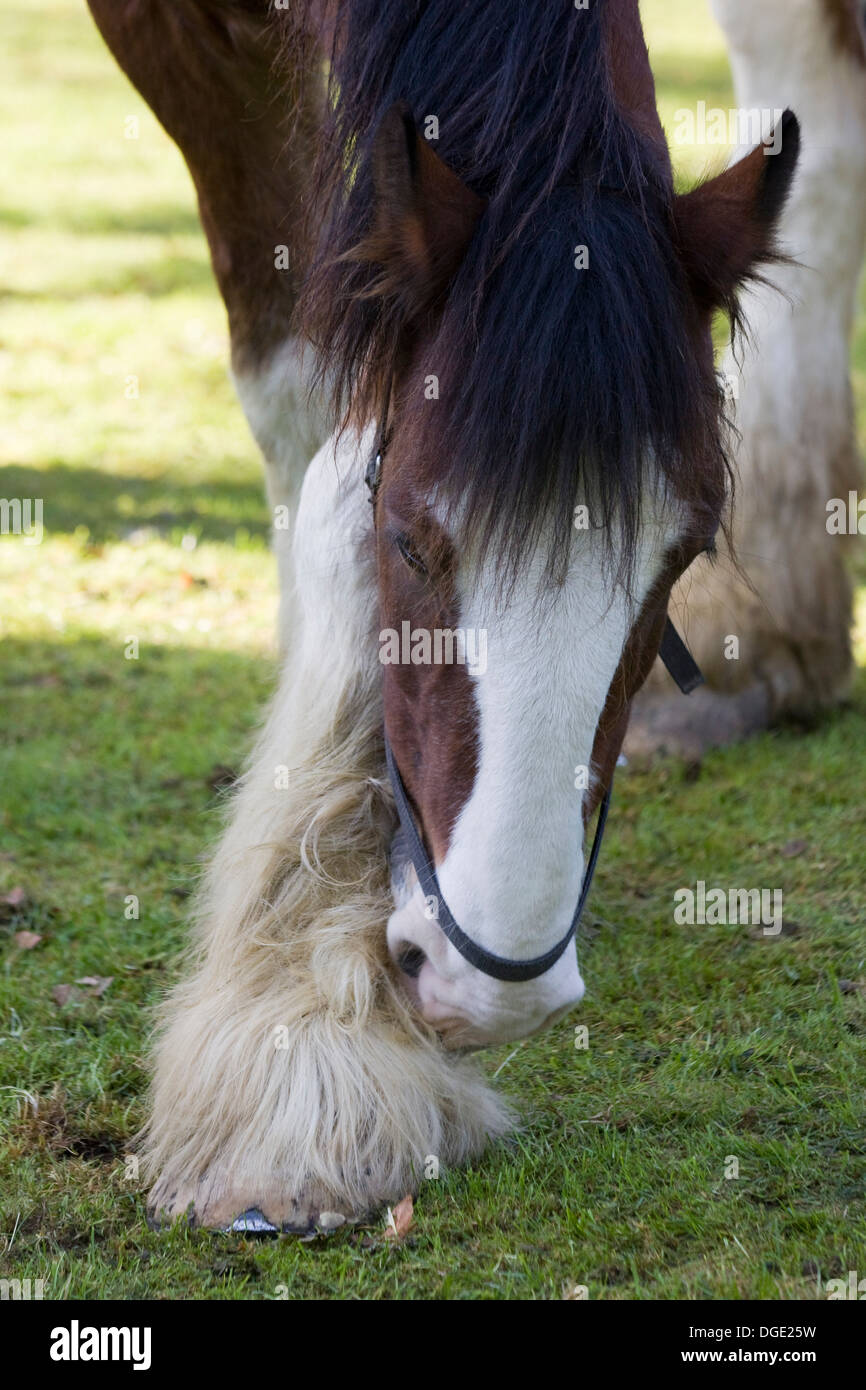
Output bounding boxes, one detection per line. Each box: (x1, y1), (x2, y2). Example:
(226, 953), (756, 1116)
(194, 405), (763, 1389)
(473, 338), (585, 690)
(366, 394), (704, 983)
(386, 739), (614, 982)
(658, 617), (705, 696)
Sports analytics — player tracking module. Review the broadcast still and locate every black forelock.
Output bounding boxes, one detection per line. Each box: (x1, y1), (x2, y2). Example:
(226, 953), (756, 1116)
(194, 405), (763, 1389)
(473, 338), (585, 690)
(421, 184), (728, 583)
(290, 0), (730, 579)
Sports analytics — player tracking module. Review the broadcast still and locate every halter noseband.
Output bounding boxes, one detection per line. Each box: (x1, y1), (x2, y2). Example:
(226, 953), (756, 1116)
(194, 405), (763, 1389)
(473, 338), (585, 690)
(366, 395), (703, 984)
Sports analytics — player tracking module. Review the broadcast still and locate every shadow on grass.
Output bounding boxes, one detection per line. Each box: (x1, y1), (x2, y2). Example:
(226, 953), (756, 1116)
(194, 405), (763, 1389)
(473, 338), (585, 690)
(0, 462), (269, 545)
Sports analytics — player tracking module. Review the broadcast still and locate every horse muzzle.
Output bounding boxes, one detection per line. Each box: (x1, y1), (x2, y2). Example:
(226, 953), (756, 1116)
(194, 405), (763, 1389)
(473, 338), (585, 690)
(386, 883), (586, 1048)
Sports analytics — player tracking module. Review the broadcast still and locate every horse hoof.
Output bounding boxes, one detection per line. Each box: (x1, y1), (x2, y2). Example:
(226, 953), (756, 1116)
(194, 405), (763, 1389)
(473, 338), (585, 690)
(146, 1176), (360, 1236)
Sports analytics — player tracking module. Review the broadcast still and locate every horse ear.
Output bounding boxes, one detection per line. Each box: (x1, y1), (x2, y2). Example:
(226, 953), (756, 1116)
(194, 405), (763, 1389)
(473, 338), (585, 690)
(352, 102), (485, 317)
(673, 109), (800, 313)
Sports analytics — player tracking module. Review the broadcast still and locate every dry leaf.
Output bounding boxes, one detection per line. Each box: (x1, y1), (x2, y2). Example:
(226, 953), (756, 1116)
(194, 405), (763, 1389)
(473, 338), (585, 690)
(384, 1194), (414, 1240)
(76, 976), (113, 997)
(0, 886), (27, 920)
(781, 839), (809, 859)
(14, 931), (42, 950)
(585, 1105), (613, 1125)
(52, 984), (78, 1007)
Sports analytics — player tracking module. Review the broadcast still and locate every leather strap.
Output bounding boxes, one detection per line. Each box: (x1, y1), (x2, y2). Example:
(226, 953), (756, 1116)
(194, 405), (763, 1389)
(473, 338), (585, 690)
(659, 618), (704, 694)
(385, 620), (703, 982)
(387, 738), (612, 983)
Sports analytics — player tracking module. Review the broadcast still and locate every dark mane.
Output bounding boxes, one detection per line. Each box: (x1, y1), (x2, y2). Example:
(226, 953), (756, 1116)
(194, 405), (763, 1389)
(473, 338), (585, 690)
(290, 0), (731, 578)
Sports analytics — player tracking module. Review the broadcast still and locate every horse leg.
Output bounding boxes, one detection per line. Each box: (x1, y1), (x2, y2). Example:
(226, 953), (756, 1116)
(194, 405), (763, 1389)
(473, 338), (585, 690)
(627, 0), (866, 759)
(143, 435), (512, 1232)
(85, 1), (327, 635)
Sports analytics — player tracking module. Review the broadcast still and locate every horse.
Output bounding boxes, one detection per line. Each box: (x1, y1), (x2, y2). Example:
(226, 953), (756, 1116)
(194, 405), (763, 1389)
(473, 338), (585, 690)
(85, 0), (800, 1232)
(629, 0), (866, 758)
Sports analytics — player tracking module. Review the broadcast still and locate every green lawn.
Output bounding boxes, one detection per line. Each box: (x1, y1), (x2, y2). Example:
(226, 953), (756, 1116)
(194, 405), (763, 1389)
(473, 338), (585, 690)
(0, 0), (864, 1300)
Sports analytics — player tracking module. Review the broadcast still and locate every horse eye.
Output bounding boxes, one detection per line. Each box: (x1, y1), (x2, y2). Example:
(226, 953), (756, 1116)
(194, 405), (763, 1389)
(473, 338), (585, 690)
(395, 532), (428, 577)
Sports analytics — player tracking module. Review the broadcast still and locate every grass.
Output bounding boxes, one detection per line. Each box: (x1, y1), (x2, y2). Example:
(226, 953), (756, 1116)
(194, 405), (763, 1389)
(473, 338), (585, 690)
(0, 0), (864, 1300)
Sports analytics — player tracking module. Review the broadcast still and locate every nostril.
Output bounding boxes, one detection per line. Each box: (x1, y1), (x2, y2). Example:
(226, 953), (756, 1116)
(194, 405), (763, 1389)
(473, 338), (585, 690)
(394, 943), (427, 979)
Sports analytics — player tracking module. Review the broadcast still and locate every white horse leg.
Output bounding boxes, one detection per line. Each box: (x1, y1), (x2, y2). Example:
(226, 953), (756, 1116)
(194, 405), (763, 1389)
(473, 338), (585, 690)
(144, 432), (511, 1231)
(232, 337), (328, 644)
(627, 0), (866, 759)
